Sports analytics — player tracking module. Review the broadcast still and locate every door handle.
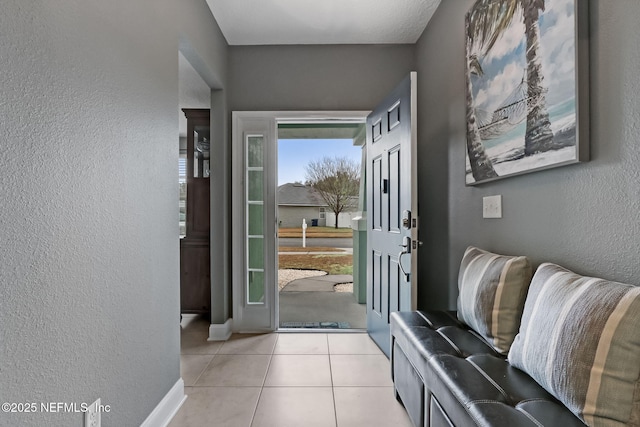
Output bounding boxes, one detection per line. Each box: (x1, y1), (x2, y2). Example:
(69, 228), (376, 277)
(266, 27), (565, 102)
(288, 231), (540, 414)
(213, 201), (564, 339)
(398, 236), (411, 282)
(398, 251), (410, 282)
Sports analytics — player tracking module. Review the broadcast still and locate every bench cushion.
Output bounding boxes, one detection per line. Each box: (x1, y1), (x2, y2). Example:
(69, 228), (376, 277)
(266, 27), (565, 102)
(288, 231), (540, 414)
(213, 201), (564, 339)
(391, 310), (587, 427)
(457, 247), (532, 354)
(508, 263), (640, 426)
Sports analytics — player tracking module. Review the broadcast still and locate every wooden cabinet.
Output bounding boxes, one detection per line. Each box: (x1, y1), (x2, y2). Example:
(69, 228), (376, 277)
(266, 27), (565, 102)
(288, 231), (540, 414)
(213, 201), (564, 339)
(180, 109), (211, 315)
(180, 240), (210, 314)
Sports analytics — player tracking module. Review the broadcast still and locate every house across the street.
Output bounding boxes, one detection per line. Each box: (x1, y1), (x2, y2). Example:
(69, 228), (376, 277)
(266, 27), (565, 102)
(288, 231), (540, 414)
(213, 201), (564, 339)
(277, 183), (357, 228)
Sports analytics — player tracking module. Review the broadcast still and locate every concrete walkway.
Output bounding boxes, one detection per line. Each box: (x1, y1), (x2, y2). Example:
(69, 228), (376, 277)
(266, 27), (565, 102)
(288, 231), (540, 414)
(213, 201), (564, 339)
(277, 245), (363, 328)
(279, 274), (366, 329)
(281, 274), (353, 292)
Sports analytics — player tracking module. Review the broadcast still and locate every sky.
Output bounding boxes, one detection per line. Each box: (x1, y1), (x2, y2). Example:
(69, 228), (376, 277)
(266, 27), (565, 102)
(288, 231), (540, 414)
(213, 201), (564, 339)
(278, 139), (362, 185)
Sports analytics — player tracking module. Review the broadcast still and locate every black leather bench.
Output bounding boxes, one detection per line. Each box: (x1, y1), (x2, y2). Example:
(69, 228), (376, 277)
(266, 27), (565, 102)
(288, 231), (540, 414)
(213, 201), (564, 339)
(390, 311), (588, 427)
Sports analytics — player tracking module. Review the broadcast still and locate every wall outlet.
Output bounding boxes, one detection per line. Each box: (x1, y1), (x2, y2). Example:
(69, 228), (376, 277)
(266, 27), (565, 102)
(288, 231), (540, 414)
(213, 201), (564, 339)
(85, 399), (101, 427)
(483, 195), (502, 218)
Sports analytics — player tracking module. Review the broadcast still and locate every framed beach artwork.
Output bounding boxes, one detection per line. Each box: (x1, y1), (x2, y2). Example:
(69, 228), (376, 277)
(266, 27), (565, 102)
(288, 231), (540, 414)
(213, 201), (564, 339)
(465, 0), (589, 185)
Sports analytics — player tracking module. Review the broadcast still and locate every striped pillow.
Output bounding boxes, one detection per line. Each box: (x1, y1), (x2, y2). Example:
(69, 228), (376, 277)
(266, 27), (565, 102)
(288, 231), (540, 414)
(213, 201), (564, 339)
(457, 246), (532, 354)
(508, 263), (640, 426)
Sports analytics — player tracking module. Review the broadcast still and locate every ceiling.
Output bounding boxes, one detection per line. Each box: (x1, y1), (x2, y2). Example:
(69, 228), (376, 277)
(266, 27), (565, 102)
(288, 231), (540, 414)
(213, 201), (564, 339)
(205, 0), (441, 45)
(179, 1), (442, 136)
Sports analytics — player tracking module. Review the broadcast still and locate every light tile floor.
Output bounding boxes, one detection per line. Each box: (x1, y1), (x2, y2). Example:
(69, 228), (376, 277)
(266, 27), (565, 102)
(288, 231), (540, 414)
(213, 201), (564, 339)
(170, 315), (413, 427)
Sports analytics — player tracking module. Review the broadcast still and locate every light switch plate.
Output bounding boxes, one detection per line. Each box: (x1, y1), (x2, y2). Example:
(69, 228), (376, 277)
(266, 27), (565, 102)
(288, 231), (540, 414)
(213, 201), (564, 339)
(483, 195), (502, 218)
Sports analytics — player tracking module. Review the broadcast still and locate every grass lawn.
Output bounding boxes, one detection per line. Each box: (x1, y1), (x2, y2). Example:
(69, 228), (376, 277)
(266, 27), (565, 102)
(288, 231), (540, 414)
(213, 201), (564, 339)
(278, 226), (353, 239)
(279, 253), (353, 275)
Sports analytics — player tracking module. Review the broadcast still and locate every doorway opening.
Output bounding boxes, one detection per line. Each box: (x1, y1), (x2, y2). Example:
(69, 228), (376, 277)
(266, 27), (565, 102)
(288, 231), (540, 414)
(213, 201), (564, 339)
(178, 51), (212, 319)
(277, 122), (367, 330)
(231, 111), (369, 333)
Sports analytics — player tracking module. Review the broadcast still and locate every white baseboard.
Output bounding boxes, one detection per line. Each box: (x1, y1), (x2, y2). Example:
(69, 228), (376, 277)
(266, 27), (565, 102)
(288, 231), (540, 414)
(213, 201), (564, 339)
(140, 378), (186, 427)
(208, 318), (233, 341)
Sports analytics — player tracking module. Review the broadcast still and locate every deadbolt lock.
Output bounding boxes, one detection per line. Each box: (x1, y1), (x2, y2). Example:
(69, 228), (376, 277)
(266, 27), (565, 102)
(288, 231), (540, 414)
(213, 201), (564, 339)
(402, 210), (411, 230)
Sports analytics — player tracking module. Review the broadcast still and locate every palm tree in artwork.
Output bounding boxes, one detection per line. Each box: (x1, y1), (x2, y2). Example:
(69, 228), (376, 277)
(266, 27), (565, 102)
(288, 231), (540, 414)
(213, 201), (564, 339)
(520, 0), (555, 155)
(467, 0), (555, 157)
(465, 46), (498, 181)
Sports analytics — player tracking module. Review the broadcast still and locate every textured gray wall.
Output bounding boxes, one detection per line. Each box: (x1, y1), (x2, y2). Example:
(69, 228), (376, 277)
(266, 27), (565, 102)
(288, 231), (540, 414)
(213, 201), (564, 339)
(414, 3), (457, 310)
(178, 0), (229, 91)
(229, 45), (416, 111)
(178, 0), (232, 325)
(415, 0), (640, 310)
(0, 1), (227, 426)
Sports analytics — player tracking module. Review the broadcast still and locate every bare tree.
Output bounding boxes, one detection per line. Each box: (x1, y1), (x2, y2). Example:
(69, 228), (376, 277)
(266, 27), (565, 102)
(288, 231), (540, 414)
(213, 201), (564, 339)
(305, 156), (360, 229)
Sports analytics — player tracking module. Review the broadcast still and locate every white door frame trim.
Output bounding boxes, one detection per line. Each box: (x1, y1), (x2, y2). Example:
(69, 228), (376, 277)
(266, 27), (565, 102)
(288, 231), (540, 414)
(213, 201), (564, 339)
(231, 111), (370, 333)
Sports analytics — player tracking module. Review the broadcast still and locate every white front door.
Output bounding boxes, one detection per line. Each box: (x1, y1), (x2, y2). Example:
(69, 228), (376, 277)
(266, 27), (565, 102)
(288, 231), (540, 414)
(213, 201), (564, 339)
(366, 73), (419, 357)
